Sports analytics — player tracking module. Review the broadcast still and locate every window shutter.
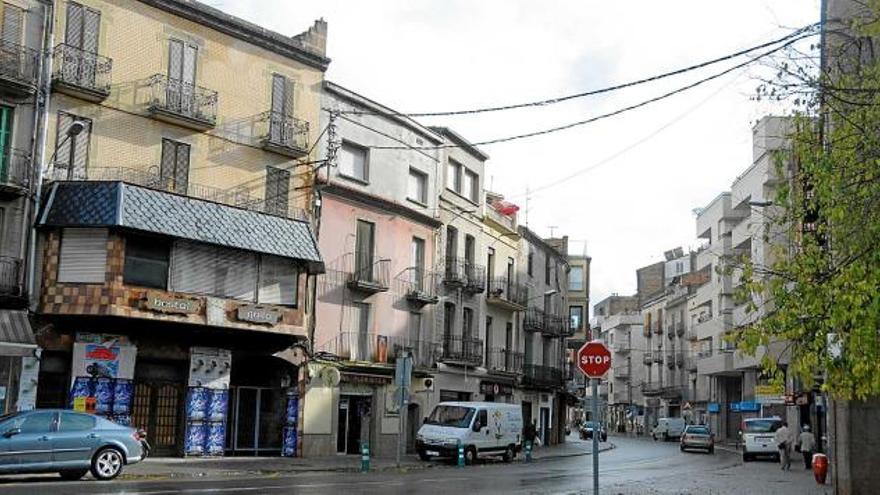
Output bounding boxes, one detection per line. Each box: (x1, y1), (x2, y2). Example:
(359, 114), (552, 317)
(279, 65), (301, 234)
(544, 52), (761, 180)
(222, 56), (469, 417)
(264, 166), (289, 216)
(58, 228), (108, 283)
(171, 241), (257, 301)
(82, 7), (99, 53)
(1, 4), (22, 44)
(159, 139), (176, 188)
(269, 74), (286, 143)
(167, 39), (183, 81)
(70, 119), (91, 180)
(65, 2), (83, 47)
(183, 44), (196, 84)
(258, 255), (297, 305)
(173, 141), (189, 194)
(170, 240), (214, 296)
(214, 247), (256, 301)
(284, 79), (295, 116)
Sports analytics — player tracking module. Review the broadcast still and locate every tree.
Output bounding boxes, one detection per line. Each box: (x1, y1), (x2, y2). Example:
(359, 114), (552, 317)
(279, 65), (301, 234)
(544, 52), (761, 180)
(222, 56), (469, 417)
(736, 4), (880, 400)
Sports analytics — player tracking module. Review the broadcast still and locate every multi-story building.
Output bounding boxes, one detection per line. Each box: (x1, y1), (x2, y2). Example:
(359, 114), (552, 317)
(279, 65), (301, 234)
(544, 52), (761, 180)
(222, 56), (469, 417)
(304, 82), (442, 457)
(33, 0), (329, 456)
(519, 226), (570, 445)
(658, 248), (691, 419)
(0, 0), (50, 413)
(640, 291), (666, 429)
(591, 295), (641, 433)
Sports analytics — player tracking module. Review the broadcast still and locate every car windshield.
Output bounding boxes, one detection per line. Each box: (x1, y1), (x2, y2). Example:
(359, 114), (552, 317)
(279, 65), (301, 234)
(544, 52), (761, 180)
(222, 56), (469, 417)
(744, 419), (782, 433)
(687, 426), (710, 435)
(584, 421), (599, 428)
(425, 405), (475, 428)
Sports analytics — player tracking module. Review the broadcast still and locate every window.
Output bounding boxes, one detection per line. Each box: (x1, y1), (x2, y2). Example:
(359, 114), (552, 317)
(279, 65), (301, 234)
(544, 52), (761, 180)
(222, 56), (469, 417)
(463, 307), (474, 339)
(409, 312), (422, 341)
(1, 3), (23, 44)
(15, 411), (56, 434)
(569, 266), (584, 291)
(269, 73), (294, 144)
(354, 220), (375, 280)
(464, 234), (475, 265)
(0, 105), (12, 181)
(64, 2), (101, 86)
(338, 142), (368, 182)
(475, 409), (487, 430)
(59, 411), (95, 432)
(160, 139), (190, 194)
(446, 159), (461, 192)
(527, 251), (534, 277)
(446, 160), (478, 202)
(411, 237), (425, 289)
(569, 306), (584, 331)
(464, 169), (479, 202)
(54, 112), (92, 180)
(544, 255), (551, 284)
(123, 234), (170, 289)
(443, 302), (455, 340)
(445, 226), (457, 259)
(258, 255), (298, 306)
(170, 240), (257, 300)
(486, 247), (495, 284)
(58, 228), (108, 283)
(408, 168), (427, 204)
(167, 38), (198, 115)
(265, 166), (290, 216)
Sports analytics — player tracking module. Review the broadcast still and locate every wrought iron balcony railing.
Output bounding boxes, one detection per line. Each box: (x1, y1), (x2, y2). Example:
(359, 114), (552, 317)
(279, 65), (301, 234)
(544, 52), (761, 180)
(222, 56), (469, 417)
(397, 268), (439, 305)
(463, 262), (486, 294)
(52, 43), (112, 100)
(522, 364), (564, 388)
(666, 351), (675, 369)
(642, 382), (662, 396)
(0, 39), (38, 93)
(260, 111), (310, 158)
(345, 252), (390, 294)
(486, 347), (524, 375)
(652, 350), (664, 363)
(523, 307), (546, 333)
(442, 256), (468, 286)
(319, 332), (438, 367)
(642, 353), (653, 365)
(147, 74), (218, 128)
(0, 256), (23, 296)
(0, 148), (31, 193)
(439, 334), (483, 367)
(486, 277), (527, 309)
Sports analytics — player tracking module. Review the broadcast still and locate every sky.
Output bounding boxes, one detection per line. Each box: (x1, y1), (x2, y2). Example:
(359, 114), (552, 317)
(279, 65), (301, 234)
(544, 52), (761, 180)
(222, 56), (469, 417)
(216, 0), (819, 315)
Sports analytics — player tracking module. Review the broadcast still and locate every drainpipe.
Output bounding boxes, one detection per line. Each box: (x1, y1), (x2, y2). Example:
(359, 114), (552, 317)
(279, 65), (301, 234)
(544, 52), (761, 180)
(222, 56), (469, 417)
(23, 0), (54, 311)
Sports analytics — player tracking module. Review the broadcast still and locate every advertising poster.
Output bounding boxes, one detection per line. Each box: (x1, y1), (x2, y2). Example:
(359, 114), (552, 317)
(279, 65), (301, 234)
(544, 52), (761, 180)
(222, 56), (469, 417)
(71, 335), (137, 382)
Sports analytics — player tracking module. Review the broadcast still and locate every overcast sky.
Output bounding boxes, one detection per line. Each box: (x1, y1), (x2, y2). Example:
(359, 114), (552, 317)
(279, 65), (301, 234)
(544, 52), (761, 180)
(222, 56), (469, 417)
(218, 0), (819, 315)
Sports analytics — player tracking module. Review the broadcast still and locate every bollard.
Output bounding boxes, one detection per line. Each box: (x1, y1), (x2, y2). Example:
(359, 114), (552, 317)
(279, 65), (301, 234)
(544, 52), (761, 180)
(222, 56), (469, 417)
(360, 442), (370, 473)
(812, 453), (828, 485)
(525, 440), (532, 463)
(457, 440), (465, 467)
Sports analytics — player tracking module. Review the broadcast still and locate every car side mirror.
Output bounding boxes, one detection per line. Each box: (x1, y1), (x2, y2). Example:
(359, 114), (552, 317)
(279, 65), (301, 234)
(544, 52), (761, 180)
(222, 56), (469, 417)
(472, 421), (482, 432)
(3, 428), (20, 438)
(423, 417), (429, 424)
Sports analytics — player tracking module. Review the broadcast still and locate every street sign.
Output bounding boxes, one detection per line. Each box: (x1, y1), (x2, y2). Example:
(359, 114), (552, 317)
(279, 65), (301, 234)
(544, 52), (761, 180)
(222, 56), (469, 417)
(577, 341), (612, 378)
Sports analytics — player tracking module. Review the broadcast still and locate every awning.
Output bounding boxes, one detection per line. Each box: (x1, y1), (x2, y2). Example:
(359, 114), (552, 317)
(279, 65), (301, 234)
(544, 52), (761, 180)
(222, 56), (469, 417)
(0, 310), (36, 357)
(39, 181), (324, 273)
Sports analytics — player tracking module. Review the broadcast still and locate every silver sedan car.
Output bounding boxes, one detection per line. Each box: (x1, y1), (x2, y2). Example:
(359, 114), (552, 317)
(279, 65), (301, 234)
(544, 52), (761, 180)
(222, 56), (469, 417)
(0, 409), (146, 480)
(680, 424), (715, 454)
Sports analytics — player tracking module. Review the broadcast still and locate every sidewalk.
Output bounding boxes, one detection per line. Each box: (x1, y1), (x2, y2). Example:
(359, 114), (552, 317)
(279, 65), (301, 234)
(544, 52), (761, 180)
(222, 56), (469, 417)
(121, 440), (614, 480)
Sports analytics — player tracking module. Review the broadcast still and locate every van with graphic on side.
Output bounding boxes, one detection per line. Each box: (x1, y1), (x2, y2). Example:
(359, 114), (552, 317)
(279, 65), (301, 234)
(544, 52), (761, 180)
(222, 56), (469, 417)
(415, 401), (523, 465)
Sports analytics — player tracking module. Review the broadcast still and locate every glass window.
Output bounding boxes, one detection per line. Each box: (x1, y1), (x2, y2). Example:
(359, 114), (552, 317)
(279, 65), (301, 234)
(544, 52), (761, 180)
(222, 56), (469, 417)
(124, 234), (170, 289)
(15, 412), (56, 434)
(258, 255), (298, 306)
(59, 411), (95, 432)
(569, 306), (584, 331)
(475, 409), (488, 429)
(743, 419), (782, 433)
(408, 168), (427, 204)
(338, 142), (368, 182)
(569, 266), (584, 291)
(464, 169), (479, 202)
(425, 405), (475, 428)
(171, 241), (257, 301)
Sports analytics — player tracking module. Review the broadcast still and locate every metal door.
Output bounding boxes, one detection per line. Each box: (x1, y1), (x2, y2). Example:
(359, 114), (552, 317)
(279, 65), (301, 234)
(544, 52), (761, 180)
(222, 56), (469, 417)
(231, 386), (282, 454)
(131, 382), (183, 456)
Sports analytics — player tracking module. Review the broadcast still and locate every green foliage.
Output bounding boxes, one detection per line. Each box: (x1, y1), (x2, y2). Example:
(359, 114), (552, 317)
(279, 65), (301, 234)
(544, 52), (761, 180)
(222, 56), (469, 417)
(738, 14), (880, 400)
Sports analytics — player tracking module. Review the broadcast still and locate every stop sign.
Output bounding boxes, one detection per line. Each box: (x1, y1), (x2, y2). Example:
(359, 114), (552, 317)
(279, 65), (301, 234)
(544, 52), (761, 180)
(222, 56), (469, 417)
(577, 341), (611, 378)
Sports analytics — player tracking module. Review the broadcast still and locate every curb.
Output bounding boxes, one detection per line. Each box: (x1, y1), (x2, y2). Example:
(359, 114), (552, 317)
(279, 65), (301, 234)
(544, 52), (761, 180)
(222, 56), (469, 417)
(528, 441), (616, 462)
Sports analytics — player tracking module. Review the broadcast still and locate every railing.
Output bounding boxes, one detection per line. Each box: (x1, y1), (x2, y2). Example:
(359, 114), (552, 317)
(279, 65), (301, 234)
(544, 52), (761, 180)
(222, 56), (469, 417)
(486, 204), (516, 232)
(0, 39), (38, 88)
(666, 351), (676, 369)
(613, 365), (630, 379)
(147, 74), (218, 126)
(661, 385), (684, 400)
(642, 382), (662, 396)
(642, 353), (653, 365)
(0, 256), (22, 296)
(260, 111), (310, 155)
(676, 322), (685, 337)
(675, 351), (685, 367)
(442, 256), (467, 286)
(0, 149), (31, 190)
(486, 277), (528, 307)
(52, 43), (112, 95)
(390, 337), (439, 369)
(397, 268), (438, 304)
(652, 350), (664, 363)
(346, 253), (390, 293)
(440, 334), (483, 366)
(544, 313), (566, 337)
(73, 167), (309, 221)
(667, 327), (675, 340)
(697, 349), (713, 359)
(463, 263), (486, 294)
(522, 364), (564, 388)
(686, 357), (698, 372)
(523, 307), (546, 332)
(613, 342), (630, 354)
(653, 321), (663, 334)
(486, 347), (524, 374)
(319, 332), (437, 367)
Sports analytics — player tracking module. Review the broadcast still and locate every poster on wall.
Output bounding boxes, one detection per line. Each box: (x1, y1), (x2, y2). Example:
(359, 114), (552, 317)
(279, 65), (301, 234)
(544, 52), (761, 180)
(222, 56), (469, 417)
(16, 356), (39, 411)
(71, 334), (137, 382)
(188, 347), (232, 389)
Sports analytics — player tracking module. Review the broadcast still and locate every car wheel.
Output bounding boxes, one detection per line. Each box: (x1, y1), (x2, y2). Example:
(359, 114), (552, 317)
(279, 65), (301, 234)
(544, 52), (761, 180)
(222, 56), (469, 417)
(680, 445), (686, 452)
(708, 446), (715, 454)
(91, 447), (124, 481)
(59, 469), (89, 481)
(663, 432), (669, 442)
(502, 444), (516, 463)
(743, 452), (752, 462)
(417, 450), (431, 462)
(652, 434), (657, 442)
(464, 447), (477, 465)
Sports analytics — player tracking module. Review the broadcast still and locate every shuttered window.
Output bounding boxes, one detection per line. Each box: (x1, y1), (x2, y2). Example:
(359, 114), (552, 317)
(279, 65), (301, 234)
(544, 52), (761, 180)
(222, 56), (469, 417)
(264, 166), (290, 216)
(160, 138), (189, 194)
(54, 112), (92, 181)
(258, 255), (298, 306)
(269, 74), (294, 144)
(65, 2), (100, 52)
(1, 3), (23, 45)
(170, 241), (257, 301)
(58, 228), (107, 283)
(167, 39), (197, 115)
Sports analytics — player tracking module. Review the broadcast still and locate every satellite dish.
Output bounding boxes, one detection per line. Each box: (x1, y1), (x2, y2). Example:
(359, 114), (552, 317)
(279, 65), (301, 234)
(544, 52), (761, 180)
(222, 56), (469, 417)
(321, 367), (341, 387)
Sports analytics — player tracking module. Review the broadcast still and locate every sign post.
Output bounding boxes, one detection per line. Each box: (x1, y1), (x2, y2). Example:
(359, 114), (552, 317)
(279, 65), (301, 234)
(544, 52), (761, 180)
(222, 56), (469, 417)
(394, 355), (413, 468)
(577, 341), (612, 495)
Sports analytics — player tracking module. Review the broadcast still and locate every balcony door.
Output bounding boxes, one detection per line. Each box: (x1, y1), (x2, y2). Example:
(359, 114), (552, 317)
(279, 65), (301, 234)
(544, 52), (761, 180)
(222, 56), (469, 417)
(0, 4), (22, 78)
(64, 2), (101, 87)
(0, 105), (11, 183)
(355, 220), (375, 282)
(349, 302), (370, 361)
(167, 39), (197, 116)
(505, 322), (514, 369)
(269, 74), (294, 144)
(486, 247), (495, 285)
(410, 237), (425, 291)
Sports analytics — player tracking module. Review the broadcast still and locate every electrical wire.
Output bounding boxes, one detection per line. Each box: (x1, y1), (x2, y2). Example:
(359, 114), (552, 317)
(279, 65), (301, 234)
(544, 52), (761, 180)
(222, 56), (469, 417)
(341, 24), (819, 118)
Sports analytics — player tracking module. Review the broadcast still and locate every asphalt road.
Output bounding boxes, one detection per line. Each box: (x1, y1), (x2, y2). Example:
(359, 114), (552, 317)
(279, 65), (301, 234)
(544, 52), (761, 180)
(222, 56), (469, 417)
(0, 436), (829, 494)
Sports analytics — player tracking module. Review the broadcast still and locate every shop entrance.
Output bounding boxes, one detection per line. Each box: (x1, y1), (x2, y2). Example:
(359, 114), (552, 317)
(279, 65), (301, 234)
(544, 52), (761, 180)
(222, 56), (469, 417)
(539, 407), (550, 445)
(337, 395), (371, 455)
(227, 386), (284, 455)
(131, 381), (184, 456)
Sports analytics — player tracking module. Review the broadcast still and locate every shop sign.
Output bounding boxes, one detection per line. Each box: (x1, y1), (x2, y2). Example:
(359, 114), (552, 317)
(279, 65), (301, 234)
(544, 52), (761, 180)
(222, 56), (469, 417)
(236, 304), (282, 325)
(341, 372), (391, 386)
(143, 291), (201, 315)
(708, 402), (720, 413)
(755, 383), (785, 404)
(480, 381), (513, 396)
(795, 393), (810, 406)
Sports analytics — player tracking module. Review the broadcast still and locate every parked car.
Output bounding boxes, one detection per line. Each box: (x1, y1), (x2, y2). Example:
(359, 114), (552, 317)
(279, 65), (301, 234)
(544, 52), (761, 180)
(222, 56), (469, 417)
(741, 417), (783, 462)
(579, 421), (607, 442)
(680, 424), (714, 453)
(0, 409), (146, 480)
(416, 402), (523, 465)
(652, 417), (686, 441)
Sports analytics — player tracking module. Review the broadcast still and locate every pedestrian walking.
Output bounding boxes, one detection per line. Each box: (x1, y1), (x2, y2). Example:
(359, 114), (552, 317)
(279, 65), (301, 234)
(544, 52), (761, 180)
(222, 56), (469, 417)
(798, 425), (816, 470)
(775, 421), (792, 470)
(524, 420), (537, 448)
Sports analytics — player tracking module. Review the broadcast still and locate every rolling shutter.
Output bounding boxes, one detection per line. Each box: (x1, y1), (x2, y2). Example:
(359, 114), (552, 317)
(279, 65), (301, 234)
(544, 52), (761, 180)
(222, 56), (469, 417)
(264, 166), (289, 216)
(58, 228), (108, 283)
(258, 255), (297, 305)
(160, 139), (189, 194)
(1, 4), (22, 44)
(170, 241), (257, 301)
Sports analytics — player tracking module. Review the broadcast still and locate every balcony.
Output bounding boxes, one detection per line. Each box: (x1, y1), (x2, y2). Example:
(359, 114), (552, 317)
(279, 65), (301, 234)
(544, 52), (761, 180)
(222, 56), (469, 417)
(676, 322), (685, 337)
(544, 313), (567, 338)
(523, 307), (546, 333)
(439, 334), (483, 367)
(652, 350), (663, 363)
(642, 353), (653, 365)
(685, 329), (698, 341)
(613, 342), (630, 354)
(697, 349), (735, 375)
(0, 40), (38, 95)
(345, 254), (390, 294)
(0, 256), (23, 299)
(442, 256), (467, 287)
(667, 327), (675, 340)
(661, 386), (684, 401)
(486, 347), (524, 375)
(612, 390), (630, 404)
(653, 321), (663, 335)
(666, 352), (675, 369)
(675, 351), (685, 368)
(521, 364), (564, 388)
(686, 357), (698, 372)
(260, 111), (310, 158)
(0, 149), (31, 197)
(146, 74), (218, 130)
(52, 43), (112, 102)
(398, 268), (439, 305)
(463, 263), (486, 294)
(695, 315), (725, 340)
(320, 332), (437, 368)
(486, 277), (527, 310)
(613, 365), (630, 379)
(643, 382), (662, 396)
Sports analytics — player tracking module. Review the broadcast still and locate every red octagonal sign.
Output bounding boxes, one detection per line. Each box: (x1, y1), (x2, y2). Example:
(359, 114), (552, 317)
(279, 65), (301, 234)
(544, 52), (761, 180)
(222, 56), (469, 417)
(577, 341), (612, 378)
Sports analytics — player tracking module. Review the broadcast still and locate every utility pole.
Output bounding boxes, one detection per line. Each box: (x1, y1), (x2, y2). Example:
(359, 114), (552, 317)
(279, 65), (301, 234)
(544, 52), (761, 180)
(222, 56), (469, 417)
(395, 355), (412, 467)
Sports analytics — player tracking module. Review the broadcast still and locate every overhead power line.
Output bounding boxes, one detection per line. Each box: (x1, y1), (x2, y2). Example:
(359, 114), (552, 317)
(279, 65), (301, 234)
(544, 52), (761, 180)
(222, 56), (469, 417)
(341, 23), (819, 118)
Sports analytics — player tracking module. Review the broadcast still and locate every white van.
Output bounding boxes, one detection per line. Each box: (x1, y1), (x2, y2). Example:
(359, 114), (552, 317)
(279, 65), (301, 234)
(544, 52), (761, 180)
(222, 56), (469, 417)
(416, 401), (523, 464)
(652, 417), (687, 441)
(741, 417), (783, 462)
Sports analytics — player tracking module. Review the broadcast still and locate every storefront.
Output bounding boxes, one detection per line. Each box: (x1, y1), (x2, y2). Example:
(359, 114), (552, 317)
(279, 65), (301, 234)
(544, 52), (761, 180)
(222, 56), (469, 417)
(0, 310), (38, 414)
